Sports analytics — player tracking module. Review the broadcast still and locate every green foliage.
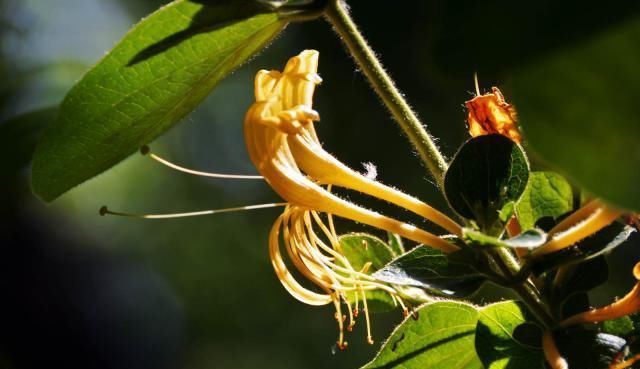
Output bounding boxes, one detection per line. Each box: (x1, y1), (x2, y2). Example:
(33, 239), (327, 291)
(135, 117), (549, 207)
(387, 232), (405, 256)
(372, 246), (486, 297)
(516, 172), (573, 231)
(475, 301), (544, 369)
(602, 316), (634, 337)
(361, 301), (482, 369)
(0, 107), (57, 179)
(444, 135), (529, 234)
(511, 17), (640, 210)
(463, 228), (547, 249)
(339, 233), (398, 312)
(31, 0), (286, 202)
(16, 2), (640, 368)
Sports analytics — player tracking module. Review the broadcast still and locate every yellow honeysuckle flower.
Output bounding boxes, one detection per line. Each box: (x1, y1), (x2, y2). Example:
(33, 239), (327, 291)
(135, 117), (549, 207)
(244, 50), (461, 245)
(244, 50), (462, 347)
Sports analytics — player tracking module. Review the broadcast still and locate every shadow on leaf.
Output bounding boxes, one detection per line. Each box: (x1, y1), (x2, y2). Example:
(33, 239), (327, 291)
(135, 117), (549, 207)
(127, 0), (274, 66)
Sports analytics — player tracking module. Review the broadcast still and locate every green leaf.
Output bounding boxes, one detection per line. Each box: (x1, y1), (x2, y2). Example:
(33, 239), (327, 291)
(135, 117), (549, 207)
(0, 107), (57, 179)
(531, 222), (634, 275)
(511, 17), (640, 210)
(553, 328), (626, 369)
(339, 233), (396, 312)
(462, 228), (546, 249)
(372, 245), (486, 297)
(516, 172), (573, 231)
(31, 0), (286, 202)
(362, 301), (482, 369)
(444, 134), (529, 233)
(602, 316), (634, 337)
(498, 201), (516, 224)
(387, 232), (405, 256)
(475, 301), (544, 369)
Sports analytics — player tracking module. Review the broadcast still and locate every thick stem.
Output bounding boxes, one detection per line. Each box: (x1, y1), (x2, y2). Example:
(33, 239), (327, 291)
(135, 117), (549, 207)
(324, 0), (448, 188)
(490, 248), (555, 328)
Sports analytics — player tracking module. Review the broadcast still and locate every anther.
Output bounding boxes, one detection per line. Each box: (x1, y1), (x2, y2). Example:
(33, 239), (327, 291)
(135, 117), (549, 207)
(402, 308), (409, 318)
(353, 309), (359, 318)
(140, 145), (150, 155)
(99, 206), (109, 216)
(367, 337), (374, 345)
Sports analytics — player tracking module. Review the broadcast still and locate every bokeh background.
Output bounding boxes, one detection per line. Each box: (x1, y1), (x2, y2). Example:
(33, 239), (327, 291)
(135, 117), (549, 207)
(1, 1), (638, 368)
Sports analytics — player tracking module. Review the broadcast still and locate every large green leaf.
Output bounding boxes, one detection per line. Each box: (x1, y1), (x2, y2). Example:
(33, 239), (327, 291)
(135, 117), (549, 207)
(362, 301), (482, 369)
(516, 172), (573, 231)
(372, 246), (486, 297)
(511, 17), (640, 210)
(339, 233), (397, 312)
(475, 301), (544, 369)
(444, 135), (529, 233)
(31, 0), (286, 202)
(1, 107), (57, 179)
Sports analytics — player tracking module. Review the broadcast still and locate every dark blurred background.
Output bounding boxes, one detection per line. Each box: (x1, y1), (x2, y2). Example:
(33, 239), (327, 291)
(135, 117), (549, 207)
(1, 1), (638, 368)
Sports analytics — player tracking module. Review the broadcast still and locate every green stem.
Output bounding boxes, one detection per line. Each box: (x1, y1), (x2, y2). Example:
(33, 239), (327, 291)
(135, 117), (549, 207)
(490, 248), (555, 329)
(324, 0), (448, 188)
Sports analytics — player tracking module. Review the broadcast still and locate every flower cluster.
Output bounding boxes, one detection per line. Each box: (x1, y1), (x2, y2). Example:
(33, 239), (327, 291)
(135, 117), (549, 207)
(243, 50), (463, 347)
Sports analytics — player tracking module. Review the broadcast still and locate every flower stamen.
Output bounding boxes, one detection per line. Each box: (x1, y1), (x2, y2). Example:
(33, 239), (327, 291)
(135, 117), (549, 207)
(140, 145), (264, 179)
(99, 202), (286, 219)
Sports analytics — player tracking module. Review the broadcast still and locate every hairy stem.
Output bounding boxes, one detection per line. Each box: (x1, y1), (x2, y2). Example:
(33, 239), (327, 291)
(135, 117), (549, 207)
(490, 248), (556, 328)
(324, 0), (448, 188)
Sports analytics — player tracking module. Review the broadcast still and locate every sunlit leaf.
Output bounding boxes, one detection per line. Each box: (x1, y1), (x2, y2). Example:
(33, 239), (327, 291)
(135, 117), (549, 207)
(511, 18), (640, 210)
(516, 172), (573, 231)
(475, 301), (544, 369)
(339, 233), (396, 312)
(362, 301), (482, 369)
(32, 0), (286, 202)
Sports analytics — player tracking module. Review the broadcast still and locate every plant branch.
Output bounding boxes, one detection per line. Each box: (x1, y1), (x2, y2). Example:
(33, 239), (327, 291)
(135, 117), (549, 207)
(490, 248), (556, 329)
(324, 0), (448, 188)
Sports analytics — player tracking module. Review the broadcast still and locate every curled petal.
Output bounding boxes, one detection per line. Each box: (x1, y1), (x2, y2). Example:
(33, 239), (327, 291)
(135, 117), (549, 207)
(269, 212), (332, 306)
(543, 331), (569, 369)
(288, 132), (462, 236)
(532, 205), (622, 257)
(561, 262), (640, 327)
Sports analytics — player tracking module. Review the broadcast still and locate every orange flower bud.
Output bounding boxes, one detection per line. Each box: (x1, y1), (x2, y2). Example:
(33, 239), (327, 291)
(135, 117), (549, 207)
(466, 87), (522, 143)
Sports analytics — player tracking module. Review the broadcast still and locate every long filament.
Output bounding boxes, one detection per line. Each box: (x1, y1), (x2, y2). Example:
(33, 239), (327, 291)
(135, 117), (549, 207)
(100, 203), (286, 219)
(142, 146), (263, 179)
